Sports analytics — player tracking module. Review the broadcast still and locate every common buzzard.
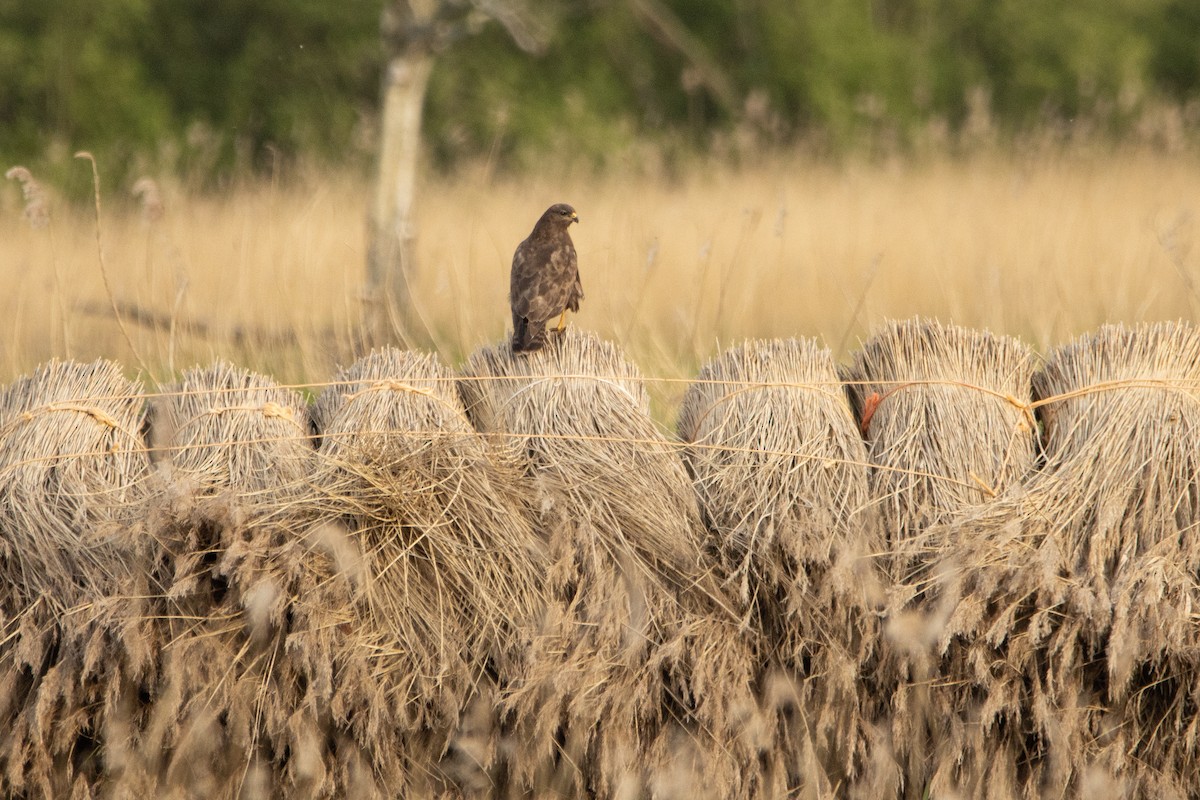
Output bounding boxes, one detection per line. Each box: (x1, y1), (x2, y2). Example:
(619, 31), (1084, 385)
(510, 203), (582, 353)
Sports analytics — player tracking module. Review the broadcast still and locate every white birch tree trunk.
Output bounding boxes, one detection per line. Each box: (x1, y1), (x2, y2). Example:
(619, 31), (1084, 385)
(367, 50), (433, 338)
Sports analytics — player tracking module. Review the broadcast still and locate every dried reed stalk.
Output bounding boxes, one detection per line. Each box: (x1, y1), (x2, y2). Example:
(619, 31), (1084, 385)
(310, 347), (549, 790)
(678, 338), (892, 797)
(459, 330), (766, 800)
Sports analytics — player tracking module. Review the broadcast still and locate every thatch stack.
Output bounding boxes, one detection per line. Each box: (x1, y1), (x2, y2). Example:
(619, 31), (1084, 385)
(892, 321), (1200, 798)
(122, 361), (378, 799)
(459, 330), (766, 799)
(0, 360), (150, 610)
(1031, 321), (1200, 796)
(0, 360), (154, 798)
(844, 318), (1039, 547)
(841, 321), (1040, 798)
(8, 321), (1200, 798)
(309, 347), (549, 791)
(678, 338), (892, 797)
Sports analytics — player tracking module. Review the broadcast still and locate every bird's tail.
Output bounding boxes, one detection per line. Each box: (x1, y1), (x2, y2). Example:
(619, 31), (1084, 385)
(512, 316), (543, 353)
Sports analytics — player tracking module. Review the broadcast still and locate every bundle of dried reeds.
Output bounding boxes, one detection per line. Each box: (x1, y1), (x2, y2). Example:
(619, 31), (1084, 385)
(890, 321), (1200, 798)
(0, 359), (150, 610)
(0, 360), (154, 798)
(122, 362), (384, 798)
(149, 360), (315, 496)
(309, 347), (549, 790)
(678, 338), (892, 796)
(1030, 321), (1200, 796)
(844, 318), (1039, 547)
(839, 321), (1039, 798)
(459, 330), (766, 799)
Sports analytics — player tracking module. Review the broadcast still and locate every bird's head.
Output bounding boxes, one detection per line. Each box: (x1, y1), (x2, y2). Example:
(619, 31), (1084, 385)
(544, 203), (579, 227)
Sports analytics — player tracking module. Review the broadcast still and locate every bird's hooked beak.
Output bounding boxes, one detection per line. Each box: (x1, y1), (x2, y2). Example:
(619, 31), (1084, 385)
(570, 211), (580, 224)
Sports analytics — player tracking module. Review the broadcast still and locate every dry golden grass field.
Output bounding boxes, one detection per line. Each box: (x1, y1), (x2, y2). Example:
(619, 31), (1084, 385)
(3, 148), (1198, 409)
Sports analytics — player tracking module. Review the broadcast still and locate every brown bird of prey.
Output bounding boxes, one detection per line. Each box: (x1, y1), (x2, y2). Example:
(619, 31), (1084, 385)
(510, 203), (582, 353)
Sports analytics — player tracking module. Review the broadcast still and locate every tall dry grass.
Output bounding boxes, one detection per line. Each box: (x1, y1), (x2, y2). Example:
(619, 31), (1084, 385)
(2, 149), (1198, 417)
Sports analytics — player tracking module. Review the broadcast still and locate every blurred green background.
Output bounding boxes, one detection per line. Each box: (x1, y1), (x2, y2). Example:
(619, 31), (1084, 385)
(2, 0), (1198, 183)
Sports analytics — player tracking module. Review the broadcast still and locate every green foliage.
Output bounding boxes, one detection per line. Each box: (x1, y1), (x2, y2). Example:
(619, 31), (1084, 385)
(0, 0), (1197, 182)
(0, 0), (170, 177)
(136, 0), (379, 174)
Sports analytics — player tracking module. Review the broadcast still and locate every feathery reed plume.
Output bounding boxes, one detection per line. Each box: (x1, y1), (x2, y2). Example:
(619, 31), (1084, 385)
(310, 347), (549, 791)
(131, 177), (164, 224)
(5, 166), (50, 229)
(459, 330), (767, 799)
(678, 338), (893, 797)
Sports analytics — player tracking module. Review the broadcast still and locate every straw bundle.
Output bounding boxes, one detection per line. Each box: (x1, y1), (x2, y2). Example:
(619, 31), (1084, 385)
(844, 318), (1039, 546)
(840, 321), (1038, 797)
(309, 347), (549, 788)
(0, 360), (154, 798)
(149, 360), (315, 496)
(459, 330), (765, 799)
(118, 362), (383, 798)
(677, 338), (891, 796)
(0, 359), (150, 610)
(889, 321), (1200, 798)
(1030, 321), (1200, 795)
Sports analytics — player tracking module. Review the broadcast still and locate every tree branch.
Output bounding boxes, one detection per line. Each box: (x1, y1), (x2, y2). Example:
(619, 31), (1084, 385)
(383, 0), (550, 55)
(468, 0), (550, 54)
(628, 0), (738, 114)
